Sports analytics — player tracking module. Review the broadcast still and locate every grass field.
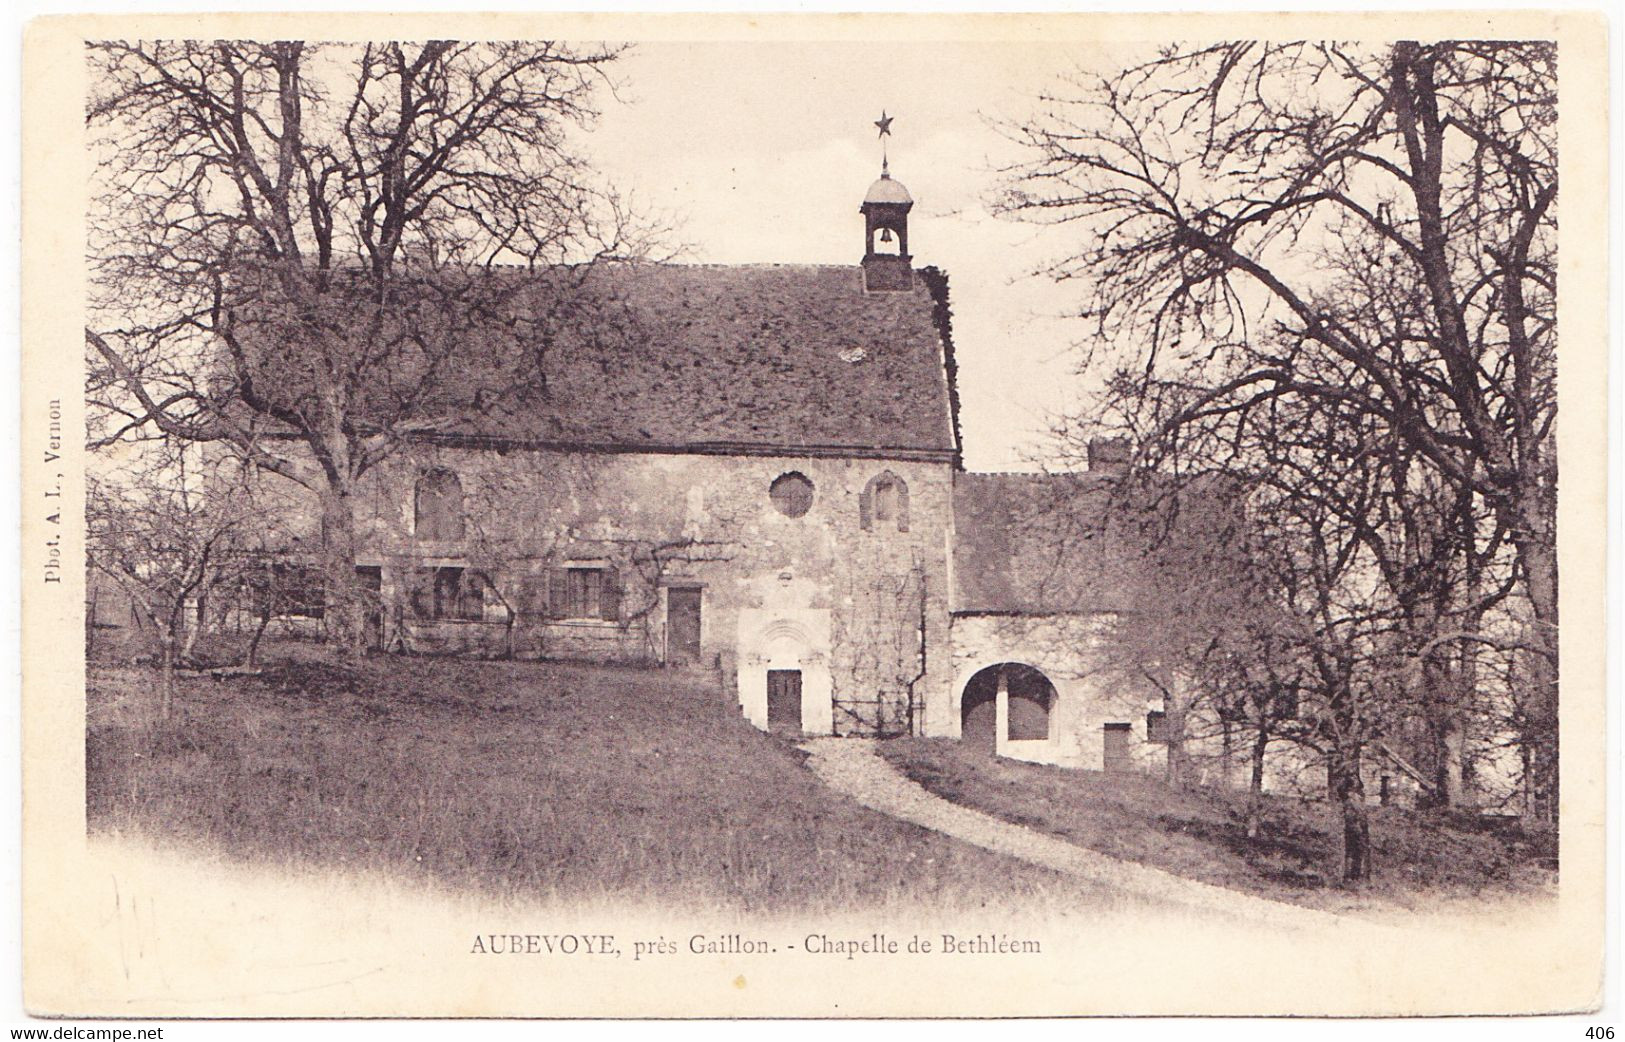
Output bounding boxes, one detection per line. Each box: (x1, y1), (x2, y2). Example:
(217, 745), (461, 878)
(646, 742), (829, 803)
(877, 737), (1556, 914)
(86, 640), (1120, 914)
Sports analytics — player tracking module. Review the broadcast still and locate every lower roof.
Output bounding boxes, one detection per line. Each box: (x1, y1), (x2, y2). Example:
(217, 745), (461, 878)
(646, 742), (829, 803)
(952, 470), (1242, 615)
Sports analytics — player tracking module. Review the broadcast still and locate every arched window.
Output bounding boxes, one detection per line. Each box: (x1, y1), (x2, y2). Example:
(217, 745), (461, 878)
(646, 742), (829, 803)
(414, 469), (465, 542)
(860, 471), (910, 532)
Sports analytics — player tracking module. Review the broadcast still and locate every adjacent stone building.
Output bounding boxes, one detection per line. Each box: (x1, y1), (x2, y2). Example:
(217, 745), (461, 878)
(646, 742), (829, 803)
(949, 464), (1161, 770)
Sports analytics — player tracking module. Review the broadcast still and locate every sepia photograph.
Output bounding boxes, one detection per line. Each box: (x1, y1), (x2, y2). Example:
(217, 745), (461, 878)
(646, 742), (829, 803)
(17, 9), (1612, 1025)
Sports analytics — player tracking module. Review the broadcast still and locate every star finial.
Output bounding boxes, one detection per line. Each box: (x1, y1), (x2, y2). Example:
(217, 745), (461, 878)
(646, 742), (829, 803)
(874, 111), (894, 138)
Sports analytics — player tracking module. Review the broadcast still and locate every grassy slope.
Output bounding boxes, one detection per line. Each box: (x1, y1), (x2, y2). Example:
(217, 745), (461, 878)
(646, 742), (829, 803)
(878, 737), (1555, 914)
(87, 644), (1116, 914)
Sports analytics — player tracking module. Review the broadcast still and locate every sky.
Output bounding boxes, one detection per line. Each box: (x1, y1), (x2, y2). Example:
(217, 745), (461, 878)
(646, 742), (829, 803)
(581, 40), (1127, 472)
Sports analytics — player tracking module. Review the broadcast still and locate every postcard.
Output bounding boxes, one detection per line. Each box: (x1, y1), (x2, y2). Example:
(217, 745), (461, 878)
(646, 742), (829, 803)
(20, 10), (1608, 1019)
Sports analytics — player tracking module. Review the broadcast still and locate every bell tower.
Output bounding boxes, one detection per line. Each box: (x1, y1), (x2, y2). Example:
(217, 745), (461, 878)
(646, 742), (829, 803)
(860, 112), (914, 292)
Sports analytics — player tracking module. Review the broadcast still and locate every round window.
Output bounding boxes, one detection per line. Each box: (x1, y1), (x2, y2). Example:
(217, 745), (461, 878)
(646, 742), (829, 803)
(769, 472), (814, 518)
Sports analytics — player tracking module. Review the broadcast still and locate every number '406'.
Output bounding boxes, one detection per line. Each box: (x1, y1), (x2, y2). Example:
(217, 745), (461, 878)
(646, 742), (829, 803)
(1585, 1028), (1615, 1039)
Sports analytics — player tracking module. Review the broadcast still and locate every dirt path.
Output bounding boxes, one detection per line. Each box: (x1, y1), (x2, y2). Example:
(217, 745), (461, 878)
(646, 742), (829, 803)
(802, 737), (1369, 932)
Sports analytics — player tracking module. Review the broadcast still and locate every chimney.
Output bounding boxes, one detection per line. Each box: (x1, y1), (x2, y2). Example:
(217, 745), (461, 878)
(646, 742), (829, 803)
(1087, 437), (1131, 476)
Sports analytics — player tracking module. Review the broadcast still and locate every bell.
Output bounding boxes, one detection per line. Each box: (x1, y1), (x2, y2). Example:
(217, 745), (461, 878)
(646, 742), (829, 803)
(880, 227), (894, 244)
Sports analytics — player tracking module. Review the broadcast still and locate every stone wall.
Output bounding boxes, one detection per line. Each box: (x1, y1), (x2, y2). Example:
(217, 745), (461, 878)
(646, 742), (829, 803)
(945, 613), (1414, 805)
(947, 613), (1165, 770)
(246, 444), (957, 736)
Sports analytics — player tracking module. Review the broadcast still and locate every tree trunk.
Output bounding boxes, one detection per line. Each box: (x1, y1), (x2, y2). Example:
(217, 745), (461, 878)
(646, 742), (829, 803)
(86, 592), (99, 658)
(1341, 793), (1372, 884)
(1445, 603), (1482, 810)
(1417, 655), (1467, 810)
(1245, 729), (1269, 840)
(1525, 720), (1558, 828)
(1328, 749), (1371, 884)
(1517, 646), (1558, 829)
(1164, 685), (1192, 791)
(156, 631), (176, 722)
(180, 589), (208, 662)
(1440, 716), (1467, 808)
(1519, 535), (1560, 828)
(319, 484), (365, 659)
(1520, 743), (1537, 821)
(245, 609), (272, 668)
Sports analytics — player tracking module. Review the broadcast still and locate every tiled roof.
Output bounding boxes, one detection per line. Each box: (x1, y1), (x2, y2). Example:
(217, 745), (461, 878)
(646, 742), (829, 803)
(951, 471), (1242, 615)
(952, 472), (1135, 614)
(437, 263), (960, 458)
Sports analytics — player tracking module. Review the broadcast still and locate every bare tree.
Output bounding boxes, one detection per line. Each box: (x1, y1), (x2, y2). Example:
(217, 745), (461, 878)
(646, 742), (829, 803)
(999, 40), (1558, 823)
(1052, 360), (1442, 882)
(87, 447), (256, 719)
(230, 548), (326, 668)
(1201, 628), (1311, 840)
(1086, 474), (1260, 791)
(86, 40), (653, 651)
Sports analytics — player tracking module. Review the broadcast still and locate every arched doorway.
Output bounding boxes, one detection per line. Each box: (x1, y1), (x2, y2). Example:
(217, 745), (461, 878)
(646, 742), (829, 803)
(960, 662), (1056, 755)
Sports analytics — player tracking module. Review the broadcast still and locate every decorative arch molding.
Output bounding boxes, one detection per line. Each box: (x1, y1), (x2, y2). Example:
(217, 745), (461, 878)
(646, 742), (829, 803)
(859, 470), (910, 532)
(761, 617), (814, 650)
(737, 606), (834, 735)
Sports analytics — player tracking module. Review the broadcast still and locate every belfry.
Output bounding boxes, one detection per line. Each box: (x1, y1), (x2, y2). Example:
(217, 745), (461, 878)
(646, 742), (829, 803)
(860, 111), (914, 292)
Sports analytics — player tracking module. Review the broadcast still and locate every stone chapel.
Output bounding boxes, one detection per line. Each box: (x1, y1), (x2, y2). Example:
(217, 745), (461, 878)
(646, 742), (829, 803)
(246, 162), (1198, 780)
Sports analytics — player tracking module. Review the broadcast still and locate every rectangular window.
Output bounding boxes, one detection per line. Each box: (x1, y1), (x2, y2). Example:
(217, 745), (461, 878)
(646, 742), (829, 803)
(567, 567), (603, 619)
(411, 567), (484, 621)
(547, 565), (620, 621)
(1146, 710), (1169, 743)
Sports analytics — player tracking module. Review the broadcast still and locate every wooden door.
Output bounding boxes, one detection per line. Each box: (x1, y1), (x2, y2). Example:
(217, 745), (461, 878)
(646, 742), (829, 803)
(667, 587), (702, 664)
(1102, 723), (1133, 773)
(355, 566), (383, 651)
(767, 670), (803, 735)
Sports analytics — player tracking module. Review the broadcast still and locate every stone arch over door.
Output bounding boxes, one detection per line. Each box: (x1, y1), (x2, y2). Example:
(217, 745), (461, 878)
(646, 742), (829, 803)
(959, 662), (1056, 756)
(736, 608), (833, 736)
